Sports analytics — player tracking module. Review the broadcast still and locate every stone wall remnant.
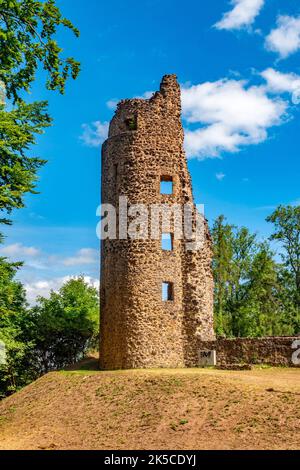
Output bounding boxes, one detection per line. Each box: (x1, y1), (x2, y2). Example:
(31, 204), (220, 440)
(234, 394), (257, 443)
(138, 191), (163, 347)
(199, 337), (300, 368)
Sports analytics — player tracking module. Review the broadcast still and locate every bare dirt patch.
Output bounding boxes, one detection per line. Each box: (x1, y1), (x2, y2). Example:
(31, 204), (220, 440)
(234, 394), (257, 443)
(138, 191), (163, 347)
(0, 363), (299, 450)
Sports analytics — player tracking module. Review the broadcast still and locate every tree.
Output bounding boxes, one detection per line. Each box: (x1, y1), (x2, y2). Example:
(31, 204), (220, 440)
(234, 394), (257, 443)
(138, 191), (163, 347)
(0, 235), (35, 398)
(228, 227), (258, 336)
(236, 244), (288, 337)
(212, 217), (259, 336)
(29, 278), (99, 373)
(0, 233), (26, 316)
(267, 205), (300, 308)
(0, 0), (81, 397)
(211, 215), (234, 335)
(0, 0), (80, 102)
(0, 324), (35, 398)
(0, 0), (80, 223)
(211, 215), (299, 337)
(0, 100), (51, 223)
(0, 275), (99, 398)
(276, 266), (300, 334)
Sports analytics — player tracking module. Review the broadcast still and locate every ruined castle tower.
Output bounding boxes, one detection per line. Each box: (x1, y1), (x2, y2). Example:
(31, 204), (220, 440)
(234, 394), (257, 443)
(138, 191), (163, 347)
(100, 75), (215, 370)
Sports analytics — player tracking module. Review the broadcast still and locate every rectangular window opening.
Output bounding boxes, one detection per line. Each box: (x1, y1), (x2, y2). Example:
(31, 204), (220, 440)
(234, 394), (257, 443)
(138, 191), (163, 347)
(162, 282), (174, 302)
(161, 233), (174, 251)
(160, 176), (173, 195)
(125, 115), (137, 131)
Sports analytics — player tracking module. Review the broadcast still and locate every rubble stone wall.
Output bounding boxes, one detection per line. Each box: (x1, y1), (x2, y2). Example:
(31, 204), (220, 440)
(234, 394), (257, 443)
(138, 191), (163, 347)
(199, 337), (300, 368)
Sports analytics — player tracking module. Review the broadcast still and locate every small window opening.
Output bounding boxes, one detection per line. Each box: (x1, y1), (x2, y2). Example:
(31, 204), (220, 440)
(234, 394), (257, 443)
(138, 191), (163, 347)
(162, 233), (173, 251)
(125, 115), (137, 131)
(160, 176), (173, 195)
(162, 282), (174, 302)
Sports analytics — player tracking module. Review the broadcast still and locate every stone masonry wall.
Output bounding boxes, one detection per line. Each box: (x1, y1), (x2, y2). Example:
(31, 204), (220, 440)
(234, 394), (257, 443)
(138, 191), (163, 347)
(100, 75), (215, 370)
(199, 337), (300, 367)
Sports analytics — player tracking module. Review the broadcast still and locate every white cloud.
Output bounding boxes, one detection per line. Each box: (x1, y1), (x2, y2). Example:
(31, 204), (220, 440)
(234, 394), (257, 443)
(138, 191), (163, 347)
(0, 243), (40, 258)
(107, 91), (154, 112)
(261, 68), (300, 94)
(135, 91), (154, 100)
(0, 242), (98, 270)
(63, 248), (98, 267)
(106, 99), (119, 110)
(265, 15), (300, 59)
(182, 78), (287, 159)
(215, 0), (264, 31)
(25, 276), (99, 305)
(81, 72), (293, 159)
(80, 121), (109, 147)
(216, 173), (226, 181)
(82, 91), (155, 149)
(25, 277), (69, 304)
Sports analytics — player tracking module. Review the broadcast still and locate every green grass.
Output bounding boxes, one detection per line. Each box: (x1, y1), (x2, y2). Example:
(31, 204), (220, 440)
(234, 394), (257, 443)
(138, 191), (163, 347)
(60, 370), (101, 376)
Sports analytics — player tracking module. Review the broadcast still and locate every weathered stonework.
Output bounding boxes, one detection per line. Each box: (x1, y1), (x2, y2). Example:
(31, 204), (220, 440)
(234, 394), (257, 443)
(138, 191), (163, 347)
(199, 337), (300, 368)
(100, 75), (215, 370)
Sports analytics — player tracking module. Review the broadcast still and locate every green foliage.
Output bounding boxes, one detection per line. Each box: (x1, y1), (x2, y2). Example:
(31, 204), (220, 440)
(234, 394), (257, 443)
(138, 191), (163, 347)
(0, 325), (35, 399)
(0, 0), (80, 102)
(0, 238), (36, 398)
(267, 205), (300, 308)
(0, 234), (26, 317)
(125, 116), (137, 131)
(0, 0), (79, 223)
(212, 210), (300, 338)
(0, 274), (99, 398)
(0, 1), (87, 399)
(29, 277), (100, 373)
(0, 101), (51, 221)
(212, 215), (234, 332)
(212, 216), (259, 336)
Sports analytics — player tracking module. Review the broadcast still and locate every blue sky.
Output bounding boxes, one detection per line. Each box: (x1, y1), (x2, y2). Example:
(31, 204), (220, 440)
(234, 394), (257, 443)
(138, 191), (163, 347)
(1, 0), (300, 303)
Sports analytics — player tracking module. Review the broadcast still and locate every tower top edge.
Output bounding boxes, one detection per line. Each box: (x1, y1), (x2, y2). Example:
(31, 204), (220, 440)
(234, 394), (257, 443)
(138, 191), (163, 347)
(113, 74), (180, 110)
(105, 74), (181, 141)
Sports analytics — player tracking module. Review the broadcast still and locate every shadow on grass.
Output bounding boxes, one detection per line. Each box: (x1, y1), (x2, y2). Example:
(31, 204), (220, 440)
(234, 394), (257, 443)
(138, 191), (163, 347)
(63, 356), (100, 372)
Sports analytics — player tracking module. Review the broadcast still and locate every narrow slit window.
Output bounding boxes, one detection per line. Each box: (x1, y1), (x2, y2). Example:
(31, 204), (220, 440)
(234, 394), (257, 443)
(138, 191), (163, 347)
(162, 233), (173, 251)
(162, 282), (174, 302)
(160, 176), (173, 195)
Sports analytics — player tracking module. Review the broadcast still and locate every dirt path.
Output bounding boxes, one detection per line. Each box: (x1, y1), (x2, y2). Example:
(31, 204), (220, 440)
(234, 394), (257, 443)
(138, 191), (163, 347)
(0, 367), (299, 450)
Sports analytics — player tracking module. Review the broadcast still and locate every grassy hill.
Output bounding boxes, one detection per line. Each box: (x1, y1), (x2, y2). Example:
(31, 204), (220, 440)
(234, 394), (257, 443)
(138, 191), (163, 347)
(0, 360), (299, 450)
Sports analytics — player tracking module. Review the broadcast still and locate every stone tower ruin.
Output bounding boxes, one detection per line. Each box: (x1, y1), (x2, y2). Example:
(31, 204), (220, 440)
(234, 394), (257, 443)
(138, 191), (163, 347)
(100, 75), (215, 370)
